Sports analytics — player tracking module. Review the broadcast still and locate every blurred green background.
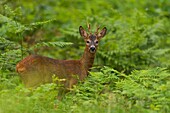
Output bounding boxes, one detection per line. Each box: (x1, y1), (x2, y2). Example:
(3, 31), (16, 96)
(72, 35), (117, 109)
(1, 0), (170, 74)
(0, 0), (170, 113)
(0, 0), (170, 73)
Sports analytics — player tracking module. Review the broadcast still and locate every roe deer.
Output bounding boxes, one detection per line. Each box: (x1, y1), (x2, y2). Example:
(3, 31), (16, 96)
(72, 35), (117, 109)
(16, 25), (107, 91)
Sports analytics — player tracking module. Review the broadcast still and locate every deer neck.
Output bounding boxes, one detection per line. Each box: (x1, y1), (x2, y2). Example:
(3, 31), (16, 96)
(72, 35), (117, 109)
(80, 46), (96, 72)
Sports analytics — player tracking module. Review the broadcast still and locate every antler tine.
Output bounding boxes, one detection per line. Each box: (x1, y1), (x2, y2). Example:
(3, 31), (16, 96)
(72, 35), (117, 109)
(95, 25), (100, 34)
(87, 23), (91, 34)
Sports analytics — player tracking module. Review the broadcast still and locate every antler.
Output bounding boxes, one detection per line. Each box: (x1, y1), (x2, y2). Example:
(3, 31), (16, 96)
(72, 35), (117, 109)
(87, 23), (100, 35)
(87, 23), (92, 34)
(95, 25), (100, 34)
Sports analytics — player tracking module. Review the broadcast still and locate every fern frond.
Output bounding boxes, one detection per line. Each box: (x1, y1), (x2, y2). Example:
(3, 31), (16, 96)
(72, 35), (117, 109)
(29, 18), (56, 26)
(33, 41), (73, 49)
(0, 14), (29, 34)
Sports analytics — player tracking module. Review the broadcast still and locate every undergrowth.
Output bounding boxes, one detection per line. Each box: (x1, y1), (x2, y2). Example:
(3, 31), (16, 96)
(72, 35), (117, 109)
(0, 67), (170, 113)
(0, 0), (170, 113)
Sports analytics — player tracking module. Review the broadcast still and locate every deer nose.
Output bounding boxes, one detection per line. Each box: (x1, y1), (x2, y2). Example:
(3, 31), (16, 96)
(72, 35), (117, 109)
(90, 46), (96, 52)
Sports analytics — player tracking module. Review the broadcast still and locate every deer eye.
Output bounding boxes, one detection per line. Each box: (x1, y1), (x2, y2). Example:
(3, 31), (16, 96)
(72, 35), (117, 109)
(95, 41), (98, 44)
(86, 41), (90, 44)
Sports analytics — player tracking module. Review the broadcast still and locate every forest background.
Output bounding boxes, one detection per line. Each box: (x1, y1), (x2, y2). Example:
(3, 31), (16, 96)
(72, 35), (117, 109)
(0, 0), (170, 113)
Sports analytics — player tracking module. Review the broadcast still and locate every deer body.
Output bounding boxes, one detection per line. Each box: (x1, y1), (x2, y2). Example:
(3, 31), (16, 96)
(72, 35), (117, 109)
(16, 25), (107, 89)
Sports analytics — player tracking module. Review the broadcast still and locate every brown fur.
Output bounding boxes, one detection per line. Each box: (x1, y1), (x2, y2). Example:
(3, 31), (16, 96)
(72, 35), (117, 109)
(16, 46), (94, 88)
(16, 25), (107, 90)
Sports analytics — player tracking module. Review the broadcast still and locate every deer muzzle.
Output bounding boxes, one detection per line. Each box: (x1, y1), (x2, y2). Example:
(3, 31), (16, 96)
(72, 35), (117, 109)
(89, 45), (96, 53)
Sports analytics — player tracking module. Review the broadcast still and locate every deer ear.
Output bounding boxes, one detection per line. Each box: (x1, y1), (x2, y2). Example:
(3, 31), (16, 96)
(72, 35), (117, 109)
(79, 26), (88, 38)
(97, 27), (107, 39)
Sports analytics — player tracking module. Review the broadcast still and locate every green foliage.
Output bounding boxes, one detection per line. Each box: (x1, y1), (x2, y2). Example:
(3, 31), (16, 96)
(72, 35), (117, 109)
(0, 4), (72, 73)
(0, 0), (170, 113)
(98, 11), (170, 73)
(0, 83), (58, 113)
(33, 42), (73, 49)
(116, 68), (170, 111)
(1, 67), (169, 113)
(0, 36), (21, 73)
(56, 67), (169, 113)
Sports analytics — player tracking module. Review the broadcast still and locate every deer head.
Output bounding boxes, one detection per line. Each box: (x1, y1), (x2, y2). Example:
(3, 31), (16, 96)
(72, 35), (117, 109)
(79, 25), (107, 53)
